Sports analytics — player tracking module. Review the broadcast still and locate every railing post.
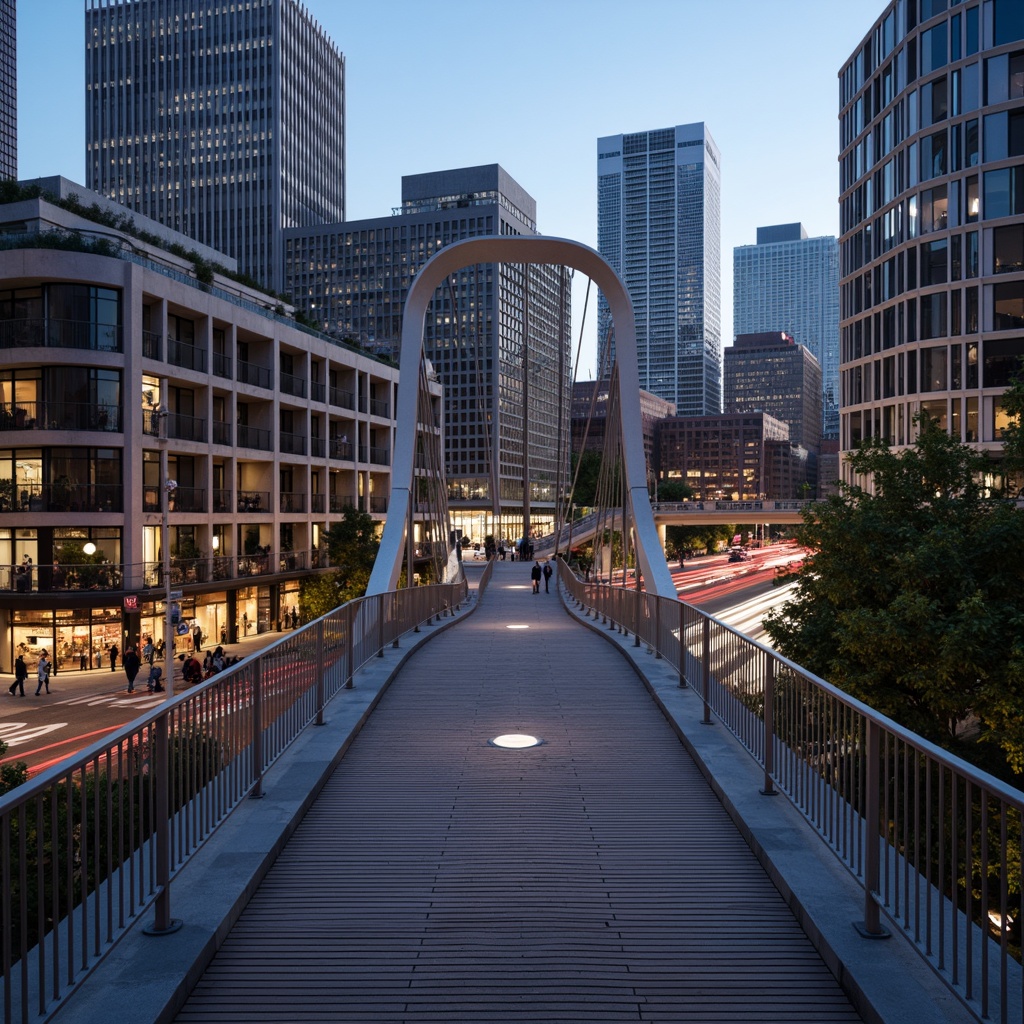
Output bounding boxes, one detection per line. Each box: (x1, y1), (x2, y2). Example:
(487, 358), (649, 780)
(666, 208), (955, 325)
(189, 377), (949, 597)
(377, 591), (385, 657)
(654, 597), (662, 659)
(144, 710), (181, 936)
(858, 719), (890, 938)
(678, 601), (687, 687)
(701, 616), (712, 725)
(347, 602), (356, 686)
(761, 653), (777, 796)
(392, 591), (400, 648)
(315, 619), (326, 726)
(250, 659), (264, 798)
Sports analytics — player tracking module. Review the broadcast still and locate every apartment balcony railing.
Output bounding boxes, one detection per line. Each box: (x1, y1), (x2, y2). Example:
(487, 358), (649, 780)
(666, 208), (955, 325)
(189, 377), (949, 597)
(280, 372), (306, 398)
(237, 360), (272, 389)
(329, 495), (355, 513)
(237, 490), (271, 513)
(167, 338), (207, 372)
(0, 481), (121, 513)
(277, 550), (309, 572)
(168, 413), (207, 443)
(171, 486), (206, 513)
(357, 445), (368, 462)
(143, 408), (161, 436)
(329, 386), (354, 409)
(212, 352), (233, 378)
(358, 395), (368, 413)
(369, 445), (390, 466)
(7, 559), (124, 593)
(369, 495), (388, 513)
(213, 420), (232, 445)
(0, 317), (121, 352)
(238, 552), (272, 577)
(311, 381), (326, 403)
(311, 493), (325, 514)
(329, 439), (353, 461)
(142, 330), (162, 360)
(279, 492), (306, 514)
(279, 431), (307, 456)
(369, 397), (390, 418)
(0, 401), (120, 432)
(213, 489), (232, 513)
(310, 437), (325, 458)
(236, 424), (272, 450)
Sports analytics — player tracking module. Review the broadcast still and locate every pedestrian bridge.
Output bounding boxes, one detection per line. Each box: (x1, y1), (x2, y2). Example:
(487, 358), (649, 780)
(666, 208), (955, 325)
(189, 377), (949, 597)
(1, 561), (1001, 1024)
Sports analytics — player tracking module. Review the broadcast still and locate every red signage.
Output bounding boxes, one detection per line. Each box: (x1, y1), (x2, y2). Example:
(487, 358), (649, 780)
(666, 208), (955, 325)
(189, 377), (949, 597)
(123, 594), (139, 611)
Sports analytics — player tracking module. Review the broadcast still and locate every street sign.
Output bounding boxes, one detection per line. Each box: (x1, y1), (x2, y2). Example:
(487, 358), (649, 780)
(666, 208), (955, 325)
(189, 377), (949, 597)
(169, 590), (183, 600)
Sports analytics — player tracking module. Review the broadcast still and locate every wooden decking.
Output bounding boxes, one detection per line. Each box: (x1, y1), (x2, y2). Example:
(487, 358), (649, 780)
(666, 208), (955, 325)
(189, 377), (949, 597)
(176, 563), (862, 1023)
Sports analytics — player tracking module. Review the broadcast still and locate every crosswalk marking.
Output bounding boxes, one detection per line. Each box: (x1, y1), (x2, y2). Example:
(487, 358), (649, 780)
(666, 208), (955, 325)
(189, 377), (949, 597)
(0, 722), (66, 746)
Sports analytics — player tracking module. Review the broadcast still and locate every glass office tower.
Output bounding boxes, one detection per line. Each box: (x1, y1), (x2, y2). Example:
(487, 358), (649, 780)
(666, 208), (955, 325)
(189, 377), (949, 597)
(84, 0), (345, 294)
(840, 0), (1024, 482)
(0, 0), (13, 180)
(597, 123), (722, 416)
(734, 224), (840, 438)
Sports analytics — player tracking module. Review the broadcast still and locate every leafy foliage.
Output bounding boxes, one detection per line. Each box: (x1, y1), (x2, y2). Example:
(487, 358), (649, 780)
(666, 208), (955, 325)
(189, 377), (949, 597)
(764, 418), (1024, 777)
(299, 508), (380, 619)
(0, 735), (28, 795)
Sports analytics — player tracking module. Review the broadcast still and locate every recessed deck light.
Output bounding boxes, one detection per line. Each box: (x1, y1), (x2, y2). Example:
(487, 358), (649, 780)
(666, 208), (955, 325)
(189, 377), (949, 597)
(490, 733), (543, 749)
(506, 624), (529, 629)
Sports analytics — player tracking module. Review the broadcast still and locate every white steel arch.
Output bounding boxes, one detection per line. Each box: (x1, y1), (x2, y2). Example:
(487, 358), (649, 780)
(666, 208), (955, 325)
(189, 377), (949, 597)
(365, 235), (677, 598)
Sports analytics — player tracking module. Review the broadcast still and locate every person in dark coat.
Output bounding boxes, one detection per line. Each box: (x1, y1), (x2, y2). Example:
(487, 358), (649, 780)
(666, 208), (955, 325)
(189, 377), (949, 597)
(108, 643), (119, 671)
(123, 645), (141, 693)
(530, 561), (542, 594)
(542, 561), (553, 593)
(9, 654), (27, 696)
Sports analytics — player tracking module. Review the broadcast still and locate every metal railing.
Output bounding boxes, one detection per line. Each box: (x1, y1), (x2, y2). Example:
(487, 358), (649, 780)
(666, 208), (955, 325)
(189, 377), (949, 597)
(0, 317), (121, 352)
(558, 562), (1023, 1024)
(0, 578), (469, 1024)
(237, 361), (272, 390)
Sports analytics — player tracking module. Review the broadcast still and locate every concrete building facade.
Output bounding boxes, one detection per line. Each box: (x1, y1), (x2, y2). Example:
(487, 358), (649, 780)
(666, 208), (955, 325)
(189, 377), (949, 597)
(840, 0), (1024, 482)
(733, 224), (839, 438)
(284, 165), (571, 546)
(84, 0), (345, 294)
(597, 123), (722, 416)
(0, 189), (431, 677)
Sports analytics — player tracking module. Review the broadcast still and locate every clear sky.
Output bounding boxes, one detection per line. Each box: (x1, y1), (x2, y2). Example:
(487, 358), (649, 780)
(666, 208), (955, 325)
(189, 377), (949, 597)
(17, 0), (884, 379)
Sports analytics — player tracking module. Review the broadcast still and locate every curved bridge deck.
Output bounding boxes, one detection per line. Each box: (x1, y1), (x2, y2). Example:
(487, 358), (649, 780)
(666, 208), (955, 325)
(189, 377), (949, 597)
(175, 562), (861, 1023)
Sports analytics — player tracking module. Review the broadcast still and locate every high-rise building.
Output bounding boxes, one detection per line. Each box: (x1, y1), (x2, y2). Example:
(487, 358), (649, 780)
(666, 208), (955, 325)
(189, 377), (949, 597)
(0, 0), (15, 180)
(597, 122), (722, 416)
(840, 1), (1024, 482)
(725, 331), (823, 453)
(84, 0), (345, 294)
(284, 165), (572, 545)
(733, 224), (839, 438)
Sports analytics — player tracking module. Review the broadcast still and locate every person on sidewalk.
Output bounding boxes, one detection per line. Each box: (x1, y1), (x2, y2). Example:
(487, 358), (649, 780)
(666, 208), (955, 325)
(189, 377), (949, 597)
(530, 560), (542, 594)
(123, 645), (141, 693)
(9, 654), (27, 696)
(542, 561), (553, 593)
(108, 643), (119, 671)
(147, 664), (164, 693)
(34, 651), (51, 695)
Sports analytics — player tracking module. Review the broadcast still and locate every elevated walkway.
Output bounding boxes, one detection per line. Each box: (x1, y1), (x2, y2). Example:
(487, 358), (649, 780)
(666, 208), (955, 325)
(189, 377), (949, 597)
(58, 562), (969, 1024)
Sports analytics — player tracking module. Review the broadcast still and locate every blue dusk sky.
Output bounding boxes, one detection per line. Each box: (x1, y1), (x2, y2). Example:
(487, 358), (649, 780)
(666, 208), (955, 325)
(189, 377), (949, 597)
(18, 0), (884, 376)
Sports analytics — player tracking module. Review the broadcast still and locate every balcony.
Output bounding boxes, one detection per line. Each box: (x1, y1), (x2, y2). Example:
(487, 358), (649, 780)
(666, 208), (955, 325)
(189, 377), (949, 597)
(279, 492), (306, 513)
(369, 495), (388, 513)
(329, 386), (354, 409)
(280, 372), (306, 398)
(213, 420), (232, 445)
(237, 424), (272, 450)
(8, 559), (123, 592)
(1, 401), (123, 433)
(369, 397), (390, 418)
(329, 439), (353, 460)
(0, 481), (122, 513)
(213, 488), (232, 513)
(0, 317), (121, 352)
(279, 431), (307, 456)
(237, 490), (270, 513)
(238, 360), (272, 389)
(212, 352), (233, 379)
(310, 437), (325, 458)
(369, 445), (390, 466)
(167, 338), (207, 372)
(172, 486), (206, 513)
(311, 381), (326, 403)
(329, 495), (355, 514)
(311, 493), (325, 514)
(168, 413), (207, 443)
(142, 330), (162, 360)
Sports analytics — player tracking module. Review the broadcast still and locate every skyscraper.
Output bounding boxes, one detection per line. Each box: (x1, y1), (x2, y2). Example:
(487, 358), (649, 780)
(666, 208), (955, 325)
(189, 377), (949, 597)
(840, 1), (1024, 481)
(0, 0), (15, 180)
(84, 0), (345, 294)
(597, 122), (722, 416)
(733, 224), (839, 438)
(285, 165), (572, 544)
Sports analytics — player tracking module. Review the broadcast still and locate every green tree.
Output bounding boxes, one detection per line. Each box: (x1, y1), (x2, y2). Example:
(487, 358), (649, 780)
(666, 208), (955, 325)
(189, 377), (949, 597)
(999, 366), (1024, 493)
(764, 418), (1024, 776)
(653, 479), (695, 502)
(299, 508), (380, 619)
(568, 449), (602, 507)
(0, 735), (28, 795)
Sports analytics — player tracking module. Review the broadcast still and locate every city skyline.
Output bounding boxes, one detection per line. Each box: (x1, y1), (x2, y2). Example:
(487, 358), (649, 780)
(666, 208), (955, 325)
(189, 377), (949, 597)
(19, 0), (884, 375)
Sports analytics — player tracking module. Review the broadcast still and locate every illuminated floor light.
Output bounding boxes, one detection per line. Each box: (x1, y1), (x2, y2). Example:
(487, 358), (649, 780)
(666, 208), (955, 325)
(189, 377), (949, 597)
(490, 733), (543, 749)
(506, 624), (530, 630)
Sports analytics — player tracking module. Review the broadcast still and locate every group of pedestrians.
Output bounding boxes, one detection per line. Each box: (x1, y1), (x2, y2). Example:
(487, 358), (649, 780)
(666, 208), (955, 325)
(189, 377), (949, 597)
(530, 560), (554, 594)
(7, 651), (49, 696)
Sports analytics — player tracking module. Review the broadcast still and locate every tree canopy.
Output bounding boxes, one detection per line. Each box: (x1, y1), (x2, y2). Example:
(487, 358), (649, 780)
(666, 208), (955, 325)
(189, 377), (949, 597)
(764, 417), (1024, 777)
(299, 508), (380, 620)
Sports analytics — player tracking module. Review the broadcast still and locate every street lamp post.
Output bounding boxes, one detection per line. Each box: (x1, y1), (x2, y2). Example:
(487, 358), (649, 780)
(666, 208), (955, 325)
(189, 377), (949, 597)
(163, 477), (177, 696)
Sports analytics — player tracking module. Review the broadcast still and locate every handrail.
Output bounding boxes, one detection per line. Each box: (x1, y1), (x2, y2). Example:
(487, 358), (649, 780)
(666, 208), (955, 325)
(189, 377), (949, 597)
(0, 579), (468, 1024)
(557, 559), (1023, 1024)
